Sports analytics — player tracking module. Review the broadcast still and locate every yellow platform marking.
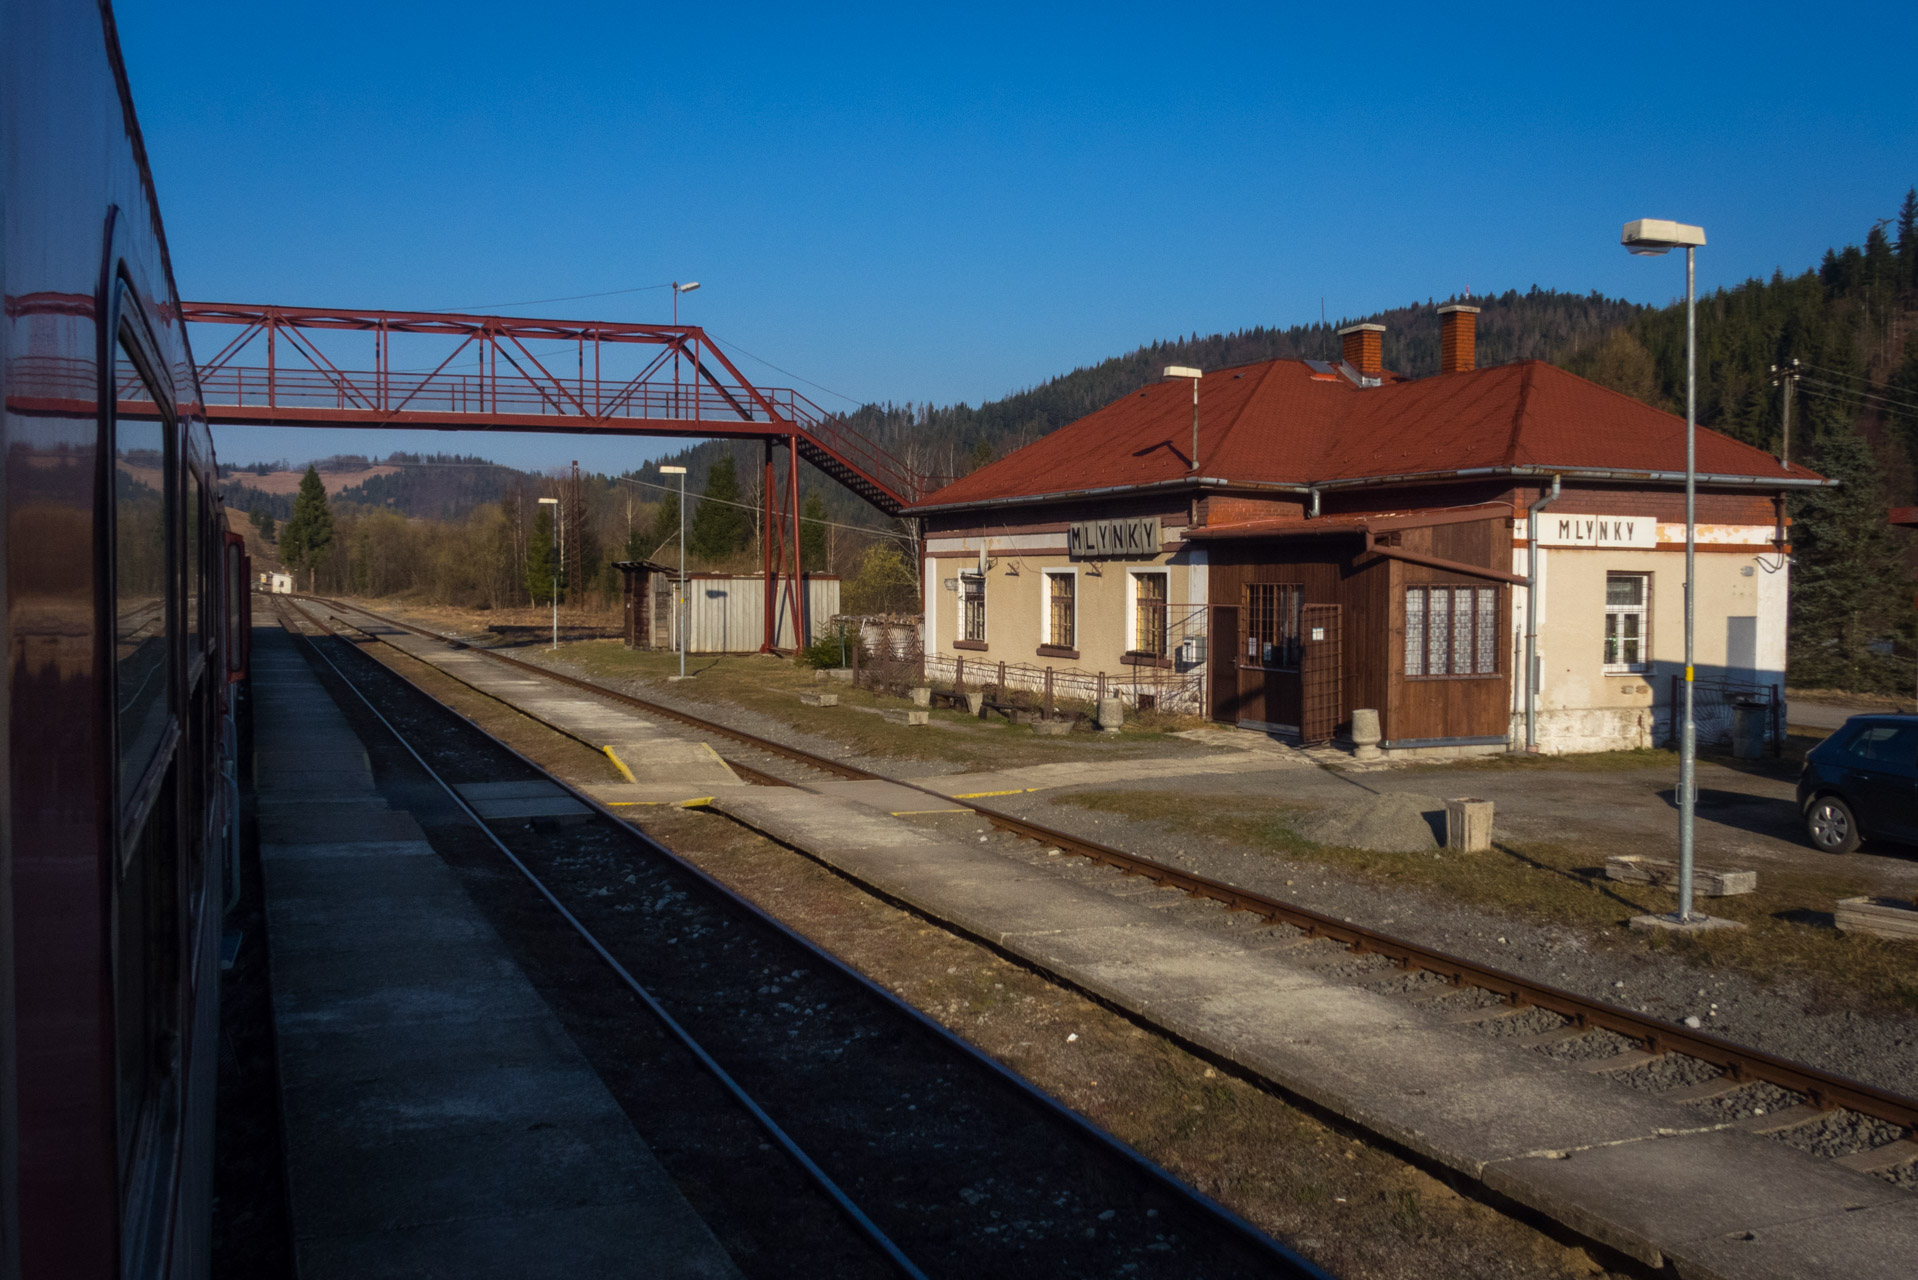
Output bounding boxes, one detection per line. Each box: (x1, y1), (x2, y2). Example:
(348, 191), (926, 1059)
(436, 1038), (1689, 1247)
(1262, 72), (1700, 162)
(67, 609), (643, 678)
(948, 787), (1041, 799)
(603, 745), (637, 783)
(889, 808), (971, 816)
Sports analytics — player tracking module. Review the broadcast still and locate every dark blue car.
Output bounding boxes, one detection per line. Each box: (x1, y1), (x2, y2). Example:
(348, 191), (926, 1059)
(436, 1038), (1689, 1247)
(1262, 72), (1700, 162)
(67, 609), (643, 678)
(1798, 713), (1918, 853)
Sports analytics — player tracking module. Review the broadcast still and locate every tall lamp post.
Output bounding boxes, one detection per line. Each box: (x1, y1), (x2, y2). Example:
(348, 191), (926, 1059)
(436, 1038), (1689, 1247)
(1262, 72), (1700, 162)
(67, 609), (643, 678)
(537, 496), (560, 651)
(1622, 218), (1707, 925)
(659, 465), (688, 679)
(671, 282), (699, 420)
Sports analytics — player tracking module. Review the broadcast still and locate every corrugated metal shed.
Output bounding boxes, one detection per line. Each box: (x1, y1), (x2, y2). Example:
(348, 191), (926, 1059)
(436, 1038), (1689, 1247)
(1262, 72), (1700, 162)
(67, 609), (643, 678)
(660, 574), (840, 653)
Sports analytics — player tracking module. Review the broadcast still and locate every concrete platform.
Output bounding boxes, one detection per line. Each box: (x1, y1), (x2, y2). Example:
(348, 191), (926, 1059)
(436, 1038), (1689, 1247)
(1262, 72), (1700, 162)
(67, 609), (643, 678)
(911, 751), (1313, 800)
(322, 607), (742, 801)
(705, 785), (1918, 1280)
(250, 627), (739, 1279)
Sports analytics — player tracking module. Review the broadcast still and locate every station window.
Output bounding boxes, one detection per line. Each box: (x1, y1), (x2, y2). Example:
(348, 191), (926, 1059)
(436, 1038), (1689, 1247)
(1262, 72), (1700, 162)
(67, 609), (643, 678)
(1603, 573), (1649, 671)
(1406, 585), (1499, 676)
(1045, 570), (1076, 650)
(113, 336), (174, 799)
(1133, 572), (1169, 657)
(1242, 582), (1303, 669)
(961, 572), (987, 643)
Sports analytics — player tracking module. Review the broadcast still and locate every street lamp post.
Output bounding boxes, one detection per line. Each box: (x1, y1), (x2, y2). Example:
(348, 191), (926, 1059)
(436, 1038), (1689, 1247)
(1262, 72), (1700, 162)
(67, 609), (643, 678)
(671, 282), (699, 419)
(660, 465), (688, 679)
(1622, 217), (1707, 925)
(537, 496), (560, 651)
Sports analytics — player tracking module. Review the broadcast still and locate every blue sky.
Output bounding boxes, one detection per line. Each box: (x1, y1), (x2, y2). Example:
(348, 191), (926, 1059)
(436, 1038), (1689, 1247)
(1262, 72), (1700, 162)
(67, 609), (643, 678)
(117, 1), (1918, 474)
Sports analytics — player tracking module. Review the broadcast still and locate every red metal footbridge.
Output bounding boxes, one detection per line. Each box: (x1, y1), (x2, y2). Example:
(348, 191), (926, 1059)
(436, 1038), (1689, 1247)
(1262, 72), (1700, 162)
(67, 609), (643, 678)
(177, 302), (932, 651)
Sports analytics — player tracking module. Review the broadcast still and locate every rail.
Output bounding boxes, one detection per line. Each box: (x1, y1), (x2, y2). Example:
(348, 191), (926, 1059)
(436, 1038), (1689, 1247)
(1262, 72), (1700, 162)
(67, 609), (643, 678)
(302, 596), (1918, 1138)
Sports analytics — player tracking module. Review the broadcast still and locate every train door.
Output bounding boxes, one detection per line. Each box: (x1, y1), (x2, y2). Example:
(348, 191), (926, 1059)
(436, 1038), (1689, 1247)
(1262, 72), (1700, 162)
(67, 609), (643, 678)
(109, 305), (187, 1279)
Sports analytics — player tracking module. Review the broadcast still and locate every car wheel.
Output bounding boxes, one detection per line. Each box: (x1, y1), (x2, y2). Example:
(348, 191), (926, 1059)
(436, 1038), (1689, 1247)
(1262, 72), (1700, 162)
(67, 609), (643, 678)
(1805, 795), (1861, 854)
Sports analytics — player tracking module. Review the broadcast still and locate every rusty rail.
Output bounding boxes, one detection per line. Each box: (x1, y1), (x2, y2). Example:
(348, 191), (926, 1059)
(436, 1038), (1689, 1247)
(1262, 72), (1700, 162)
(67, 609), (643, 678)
(305, 595), (1918, 1135)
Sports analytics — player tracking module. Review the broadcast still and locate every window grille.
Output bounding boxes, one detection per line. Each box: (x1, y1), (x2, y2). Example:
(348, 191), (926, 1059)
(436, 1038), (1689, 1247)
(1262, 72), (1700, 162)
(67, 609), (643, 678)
(1604, 573), (1648, 669)
(961, 573), (986, 642)
(1047, 572), (1075, 649)
(1242, 583), (1304, 669)
(1405, 585), (1500, 676)
(1134, 572), (1169, 656)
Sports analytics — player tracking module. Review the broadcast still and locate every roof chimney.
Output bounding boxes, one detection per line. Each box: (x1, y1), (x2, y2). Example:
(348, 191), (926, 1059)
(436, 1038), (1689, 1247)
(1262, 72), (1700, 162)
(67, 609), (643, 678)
(1336, 322), (1384, 380)
(1438, 303), (1480, 374)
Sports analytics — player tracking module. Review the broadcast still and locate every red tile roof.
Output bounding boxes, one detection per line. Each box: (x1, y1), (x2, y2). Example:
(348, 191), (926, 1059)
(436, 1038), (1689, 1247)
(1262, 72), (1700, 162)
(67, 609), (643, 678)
(911, 359), (1823, 510)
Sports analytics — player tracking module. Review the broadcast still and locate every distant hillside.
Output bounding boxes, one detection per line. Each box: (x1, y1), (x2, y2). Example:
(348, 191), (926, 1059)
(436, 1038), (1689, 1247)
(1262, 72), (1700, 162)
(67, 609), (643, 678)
(221, 453), (530, 521)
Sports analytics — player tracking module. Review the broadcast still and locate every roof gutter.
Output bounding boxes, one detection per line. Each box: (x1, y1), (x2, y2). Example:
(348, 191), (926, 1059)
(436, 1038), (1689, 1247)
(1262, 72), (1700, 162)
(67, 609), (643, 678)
(1314, 465), (1835, 491)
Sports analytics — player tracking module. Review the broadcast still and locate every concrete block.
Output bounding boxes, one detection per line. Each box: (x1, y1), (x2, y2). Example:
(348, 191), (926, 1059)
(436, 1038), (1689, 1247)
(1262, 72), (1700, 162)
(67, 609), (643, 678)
(798, 691), (839, 707)
(1032, 718), (1071, 736)
(909, 685), (932, 707)
(1445, 798), (1494, 852)
(1607, 855), (1757, 897)
(1627, 912), (1746, 934)
(965, 691), (985, 715)
(1097, 696), (1124, 733)
(825, 667), (854, 682)
(882, 708), (929, 726)
(1835, 896), (1918, 940)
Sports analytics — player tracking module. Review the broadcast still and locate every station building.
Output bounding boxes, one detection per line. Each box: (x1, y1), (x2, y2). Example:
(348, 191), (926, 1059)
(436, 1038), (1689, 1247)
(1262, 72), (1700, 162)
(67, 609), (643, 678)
(908, 308), (1831, 755)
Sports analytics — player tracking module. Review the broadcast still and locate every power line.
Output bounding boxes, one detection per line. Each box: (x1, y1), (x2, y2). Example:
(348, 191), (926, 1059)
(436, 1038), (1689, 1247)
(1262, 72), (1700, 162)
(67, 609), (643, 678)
(423, 281), (675, 313)
(610, 474), (910, 543)
(705, 331), (869, 408)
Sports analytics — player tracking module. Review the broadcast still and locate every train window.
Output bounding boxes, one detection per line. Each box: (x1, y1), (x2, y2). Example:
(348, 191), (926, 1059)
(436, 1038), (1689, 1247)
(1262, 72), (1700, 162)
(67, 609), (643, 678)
(114, 336), (175, 800)
(227, 542), (245, 670)
(185, 469), (202, 677)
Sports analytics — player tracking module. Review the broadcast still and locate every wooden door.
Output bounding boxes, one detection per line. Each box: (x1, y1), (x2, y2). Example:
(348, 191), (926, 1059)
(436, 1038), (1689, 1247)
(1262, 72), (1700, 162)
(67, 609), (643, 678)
(1299, 604), (1343, 745)
(1208, 605), (1239, 722)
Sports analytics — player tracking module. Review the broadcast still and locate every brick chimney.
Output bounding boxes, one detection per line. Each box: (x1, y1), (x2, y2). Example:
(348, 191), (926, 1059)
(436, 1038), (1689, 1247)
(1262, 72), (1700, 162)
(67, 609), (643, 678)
(1336, 322), (1384, 379)
(1438, 303), (1480, 374)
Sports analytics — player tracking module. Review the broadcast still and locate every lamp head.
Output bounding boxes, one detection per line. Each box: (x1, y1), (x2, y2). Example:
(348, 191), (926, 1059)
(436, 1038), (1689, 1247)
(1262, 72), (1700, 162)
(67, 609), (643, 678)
(537, 497), (558, 505)
(1622, 218), (1706, 254)
(659, 465), (687, 475)
(675, 281), (701, 293)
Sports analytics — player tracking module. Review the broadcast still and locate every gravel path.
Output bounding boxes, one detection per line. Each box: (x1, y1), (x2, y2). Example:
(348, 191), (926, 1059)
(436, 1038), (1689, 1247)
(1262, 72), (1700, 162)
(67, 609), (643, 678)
(981, 787), (1918, 1099)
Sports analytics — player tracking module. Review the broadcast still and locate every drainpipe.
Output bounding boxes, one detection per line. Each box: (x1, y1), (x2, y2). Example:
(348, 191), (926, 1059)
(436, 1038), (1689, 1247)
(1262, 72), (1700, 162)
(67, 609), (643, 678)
(1524, 475), (1562, 752)
(1308, 485), (1321, 519)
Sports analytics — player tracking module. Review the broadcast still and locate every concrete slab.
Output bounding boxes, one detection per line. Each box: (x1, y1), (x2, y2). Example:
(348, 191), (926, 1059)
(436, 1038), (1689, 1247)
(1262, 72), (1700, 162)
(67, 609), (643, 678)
(452, 779), (576, 802)
(913, 752), (1307, 799)
(463, 795), (595, 823)
(1484, 1128), (1911, 1272)
(249, 627), (738, 1279)
(813, 777), (968, 814)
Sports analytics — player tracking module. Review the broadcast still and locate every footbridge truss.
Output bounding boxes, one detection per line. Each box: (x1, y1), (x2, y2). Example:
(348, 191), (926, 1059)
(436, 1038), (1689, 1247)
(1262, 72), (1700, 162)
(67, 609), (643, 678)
(172, 302), (934, 650)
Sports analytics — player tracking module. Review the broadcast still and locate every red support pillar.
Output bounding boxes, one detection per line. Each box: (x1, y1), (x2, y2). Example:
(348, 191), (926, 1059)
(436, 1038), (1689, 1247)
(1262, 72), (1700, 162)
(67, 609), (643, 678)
(762, 438), (777, 653)
(788, 434), (805, 649)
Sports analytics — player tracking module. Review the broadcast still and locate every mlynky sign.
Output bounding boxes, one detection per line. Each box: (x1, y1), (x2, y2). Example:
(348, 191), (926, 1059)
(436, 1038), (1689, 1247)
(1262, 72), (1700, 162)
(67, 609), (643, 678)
(1068, 516), (1161, 560)
(1538, 515), (1655, 549)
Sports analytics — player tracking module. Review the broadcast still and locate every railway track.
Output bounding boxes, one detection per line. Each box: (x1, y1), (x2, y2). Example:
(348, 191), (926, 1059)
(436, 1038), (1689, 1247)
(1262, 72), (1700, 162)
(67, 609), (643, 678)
(270, 595), (1324, 1280)
(301, 594), (1918, 1149)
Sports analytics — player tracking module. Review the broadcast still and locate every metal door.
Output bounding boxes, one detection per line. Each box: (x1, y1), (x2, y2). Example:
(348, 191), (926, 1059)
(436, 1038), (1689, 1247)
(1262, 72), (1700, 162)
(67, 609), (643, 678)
(1299, 604), (1342, 746)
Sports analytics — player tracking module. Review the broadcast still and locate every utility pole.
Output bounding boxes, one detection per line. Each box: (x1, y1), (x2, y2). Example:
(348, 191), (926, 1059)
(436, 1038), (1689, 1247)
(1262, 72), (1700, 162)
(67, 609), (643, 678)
(1768, 359), (1802, 469)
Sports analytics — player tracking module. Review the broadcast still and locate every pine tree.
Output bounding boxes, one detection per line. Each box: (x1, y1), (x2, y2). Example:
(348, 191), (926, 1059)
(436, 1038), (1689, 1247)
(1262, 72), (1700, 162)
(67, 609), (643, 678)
(524, 505), (557, 605)
(1788, 409), (1917, 693)
(689, 454), (750, 561)
(648, 487), (681, 560)
(280, 465), (334, 591)
(800, 491), (829, 572)
(1897, 187), (1918, 291)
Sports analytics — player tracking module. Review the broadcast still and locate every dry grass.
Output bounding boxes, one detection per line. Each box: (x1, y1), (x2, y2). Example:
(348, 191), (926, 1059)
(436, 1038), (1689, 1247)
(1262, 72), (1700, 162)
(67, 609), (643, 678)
(1058, 788), (1918, 1014)
(506, 637), (1206, 771)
